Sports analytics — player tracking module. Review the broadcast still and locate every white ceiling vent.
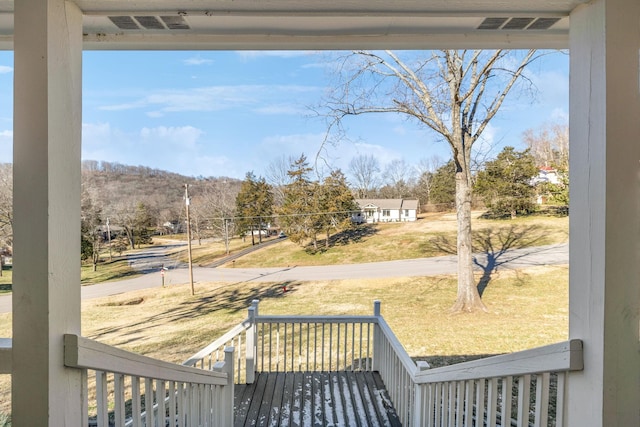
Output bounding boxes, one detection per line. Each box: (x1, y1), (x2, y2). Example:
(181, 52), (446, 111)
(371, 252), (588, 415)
(108, 15), (191, 30)
(478, 17), (561, 30)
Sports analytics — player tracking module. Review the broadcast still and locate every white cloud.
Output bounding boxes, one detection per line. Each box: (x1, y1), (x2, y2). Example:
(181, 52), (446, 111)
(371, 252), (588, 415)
(98, 84), (319, 117)
(183, 56), (214, 66)
(0, 66), (12, 74)
(253, 104), (307, 115)
(139, 126), (203, 150)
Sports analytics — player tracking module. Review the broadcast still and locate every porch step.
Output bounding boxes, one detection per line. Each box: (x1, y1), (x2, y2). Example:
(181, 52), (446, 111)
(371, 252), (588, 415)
(234, 371), (402, 427)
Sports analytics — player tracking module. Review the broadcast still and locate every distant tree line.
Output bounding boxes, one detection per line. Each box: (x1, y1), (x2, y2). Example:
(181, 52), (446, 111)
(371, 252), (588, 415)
(0, 121), (568, 270)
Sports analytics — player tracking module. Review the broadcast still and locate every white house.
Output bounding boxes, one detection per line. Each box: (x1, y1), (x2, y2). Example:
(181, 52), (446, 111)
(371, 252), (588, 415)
(1, 0), (638, 426)
(353, 199), (419, 223)
(532, 166), (561, 185)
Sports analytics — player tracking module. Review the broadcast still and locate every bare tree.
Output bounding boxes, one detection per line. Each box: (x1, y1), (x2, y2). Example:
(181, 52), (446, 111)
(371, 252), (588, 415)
(324, 50), (537, 313)
(382, 158), (417, 198)
(348, 154), (381, 198)
(265, 155), (295, 207)
(522, 122), (569, 171)
(415, 155), (444, 208)
(0, 163), (12, 275)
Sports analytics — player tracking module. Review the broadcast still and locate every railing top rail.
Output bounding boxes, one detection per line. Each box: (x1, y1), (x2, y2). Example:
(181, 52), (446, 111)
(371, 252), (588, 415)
(414, 339), (583, 384)
(256, 314), (378, 324)
(0, 337), (10, 374)
(183, 317), (252, 366)
(64, 334), (229, 385)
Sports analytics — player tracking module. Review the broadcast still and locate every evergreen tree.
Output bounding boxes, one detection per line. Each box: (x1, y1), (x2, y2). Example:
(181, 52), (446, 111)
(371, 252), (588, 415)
(318, 170), (359, 249)
(235, 172), (274, 245)
(475, 147), (538, 218)
(429, 160), (456, 208)
(280, 155), (316, 246)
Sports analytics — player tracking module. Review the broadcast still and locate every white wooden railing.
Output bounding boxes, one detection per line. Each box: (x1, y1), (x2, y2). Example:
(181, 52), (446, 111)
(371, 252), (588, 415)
(64, 334), (235, 427)
(412, 339), (583, 427)
(186, 300), (583, 427)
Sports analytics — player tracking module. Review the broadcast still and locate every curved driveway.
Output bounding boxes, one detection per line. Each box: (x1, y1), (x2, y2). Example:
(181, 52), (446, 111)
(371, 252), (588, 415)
(0, 243), (568, 313)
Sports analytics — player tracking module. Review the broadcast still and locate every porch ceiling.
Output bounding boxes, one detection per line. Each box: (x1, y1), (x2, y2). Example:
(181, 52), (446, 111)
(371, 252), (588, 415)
(1, 0), (587, 50)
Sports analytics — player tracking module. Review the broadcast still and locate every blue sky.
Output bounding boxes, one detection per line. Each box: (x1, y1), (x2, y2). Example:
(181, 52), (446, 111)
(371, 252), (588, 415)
(0, 50), (568, 181)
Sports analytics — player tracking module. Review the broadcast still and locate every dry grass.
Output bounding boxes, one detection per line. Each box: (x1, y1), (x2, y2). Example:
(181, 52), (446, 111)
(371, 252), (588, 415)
(0, 264), (568, 415)
(230, 212), (568, 267)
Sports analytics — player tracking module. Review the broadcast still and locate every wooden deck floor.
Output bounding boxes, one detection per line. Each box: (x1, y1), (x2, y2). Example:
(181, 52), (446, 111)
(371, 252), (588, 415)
(234, 371), (402, 427)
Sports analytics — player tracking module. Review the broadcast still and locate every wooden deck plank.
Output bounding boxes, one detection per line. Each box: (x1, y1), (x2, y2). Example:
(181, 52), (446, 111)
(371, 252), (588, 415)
(366, 372), (403, 427)
(279, 371), (296, 427)
(347, 372), (380, 427)
(268, 372), (287, 427)
(290, 372), (304, 427)
(242, 372), (269, 427)
(234, 372), (401, 427)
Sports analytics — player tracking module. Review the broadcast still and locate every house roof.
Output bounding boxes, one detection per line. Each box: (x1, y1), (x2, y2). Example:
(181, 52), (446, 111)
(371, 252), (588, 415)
(1, 0), (588, 50)
(356, 199), (419, 210)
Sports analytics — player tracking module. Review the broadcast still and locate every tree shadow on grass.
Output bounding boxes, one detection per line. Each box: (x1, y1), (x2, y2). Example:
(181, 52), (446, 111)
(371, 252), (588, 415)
(87, 280), (301, 344)
(305, 224), (379, 254)
(426, 224), (547, 297)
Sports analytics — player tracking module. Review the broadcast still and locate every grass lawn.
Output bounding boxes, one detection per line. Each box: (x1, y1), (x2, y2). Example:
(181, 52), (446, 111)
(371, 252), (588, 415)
(0, 211), (569, 417)
(0, 269), (11, 295)
(229, 211), (569, 268)
(0, 263), (568, 415)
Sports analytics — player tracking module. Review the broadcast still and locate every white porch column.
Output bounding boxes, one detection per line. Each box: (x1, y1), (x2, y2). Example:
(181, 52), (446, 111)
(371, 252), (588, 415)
(568, 0), (640, 425)
(12, 1), (83, 426)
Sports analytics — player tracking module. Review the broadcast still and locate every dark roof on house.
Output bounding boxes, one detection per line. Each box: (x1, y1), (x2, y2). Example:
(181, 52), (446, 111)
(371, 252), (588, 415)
(356, 199), (419, 210)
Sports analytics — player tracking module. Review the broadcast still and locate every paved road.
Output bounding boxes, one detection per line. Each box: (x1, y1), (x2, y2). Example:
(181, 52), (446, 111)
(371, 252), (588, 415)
(0, 243), (568, 313)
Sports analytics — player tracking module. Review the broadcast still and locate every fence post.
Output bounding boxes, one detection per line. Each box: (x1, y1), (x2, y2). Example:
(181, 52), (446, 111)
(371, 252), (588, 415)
(373, 300), (381, 371)
(413, 362), (430, 427)
(216, 346), (235, 426)
(246, 304), (257, 384)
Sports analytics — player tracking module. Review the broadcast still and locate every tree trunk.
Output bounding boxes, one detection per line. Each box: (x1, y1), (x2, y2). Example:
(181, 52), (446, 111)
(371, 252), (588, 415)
(451, 167), (488, 313)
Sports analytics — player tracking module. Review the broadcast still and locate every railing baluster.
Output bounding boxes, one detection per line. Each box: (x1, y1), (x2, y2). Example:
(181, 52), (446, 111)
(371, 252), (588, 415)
(321, 323), (326, 371)
(464, 380), (473, 427)
(145, 377), (154, 427)
(336, 322), (341, 371)
(284, 323), (288, 372)
(114, 373), (125, 427)
(351, 323), (355, 371)
(96, 371), (108, 427)
(177, 382), (185, 427)
(476, 379), (486, 427)
(168, 381), (176, 427)
(556, 372), (567, 427)
(434, 382), (441, 425)
(534, 372), (550, 427)
(501, 376), (513, 427)
(455, 381), (464, 427)
(330, 323), (334, 371)
(304, 322), (308, 371)
(358, 323), (363, 371)
(276, 323), (280, 371)
(517, 375), (531, 427)
(268, 322), (273, 372)
(487, 377), (497, 427)
(158, 380), (167, 427)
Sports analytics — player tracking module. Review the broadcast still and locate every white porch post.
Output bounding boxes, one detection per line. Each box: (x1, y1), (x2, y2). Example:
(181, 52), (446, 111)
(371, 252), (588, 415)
(568, 0), (640, 425)
(12, 1), (83, 426)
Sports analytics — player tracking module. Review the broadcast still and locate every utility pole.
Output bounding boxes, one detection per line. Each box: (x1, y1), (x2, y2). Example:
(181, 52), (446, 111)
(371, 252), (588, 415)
(184, 184), (194, 295)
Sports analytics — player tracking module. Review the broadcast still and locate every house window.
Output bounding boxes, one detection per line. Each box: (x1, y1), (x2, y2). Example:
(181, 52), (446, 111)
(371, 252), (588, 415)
(404, 209), (409, 216)
(382, 210), (390, 216)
